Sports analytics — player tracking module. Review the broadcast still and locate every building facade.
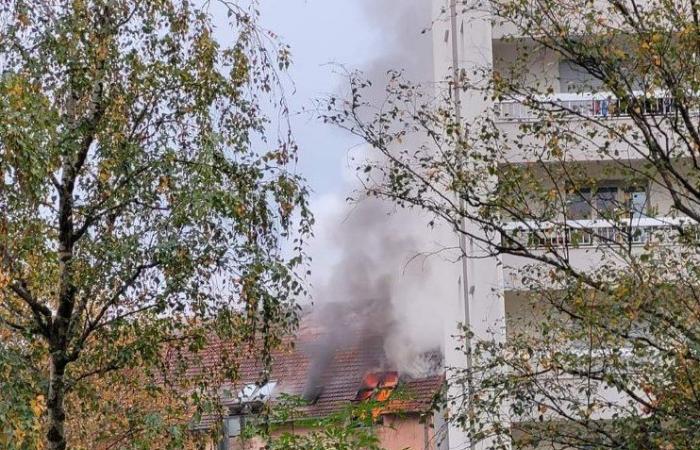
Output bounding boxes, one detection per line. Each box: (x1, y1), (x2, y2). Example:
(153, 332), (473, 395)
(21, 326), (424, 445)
(431, 1), (682, 449)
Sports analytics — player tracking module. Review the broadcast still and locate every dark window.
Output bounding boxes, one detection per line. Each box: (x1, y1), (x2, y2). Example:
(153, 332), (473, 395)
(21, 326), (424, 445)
(567, 183), (649, 220)
(567, 188), (592, 220)
(559, 59), (642, 94)
(595, 186), (619, 218)
(559, 61), (604, 93)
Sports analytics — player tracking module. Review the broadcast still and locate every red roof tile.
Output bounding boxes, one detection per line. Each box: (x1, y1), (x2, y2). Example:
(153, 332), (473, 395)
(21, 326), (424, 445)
(174, 315), (444, 425)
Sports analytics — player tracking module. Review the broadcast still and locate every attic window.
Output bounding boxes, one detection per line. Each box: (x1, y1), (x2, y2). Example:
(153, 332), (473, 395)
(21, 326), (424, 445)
(354, 371), (399, 402)
(224, 415), (244, 438)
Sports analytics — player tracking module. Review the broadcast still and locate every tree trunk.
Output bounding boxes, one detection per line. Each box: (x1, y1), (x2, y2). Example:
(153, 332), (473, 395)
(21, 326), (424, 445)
(47, 355), (67, 450)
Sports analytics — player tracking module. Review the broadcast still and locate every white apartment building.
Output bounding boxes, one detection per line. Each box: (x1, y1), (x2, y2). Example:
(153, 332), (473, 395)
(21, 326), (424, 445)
(432, 5), (506, 447)
(430, 1), (683, 449)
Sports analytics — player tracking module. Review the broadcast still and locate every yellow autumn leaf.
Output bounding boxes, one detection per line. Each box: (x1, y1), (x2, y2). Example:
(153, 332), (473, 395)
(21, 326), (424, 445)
(17, 13), (29, 27)
(98, 167), (110, 183)
(0, 270), (10, 289)
(96, 43), (108, 61)
(13, 426), (25, 445)
(613, 48), (626, 59)
(157, 176), (170, 193)
(30, 395), (45, 417)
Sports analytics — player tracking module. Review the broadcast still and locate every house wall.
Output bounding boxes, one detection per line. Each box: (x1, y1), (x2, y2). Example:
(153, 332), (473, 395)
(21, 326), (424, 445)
(377, 414), (439, 450)
(219, 413), (440, 450)
(431, 0), (675, 447)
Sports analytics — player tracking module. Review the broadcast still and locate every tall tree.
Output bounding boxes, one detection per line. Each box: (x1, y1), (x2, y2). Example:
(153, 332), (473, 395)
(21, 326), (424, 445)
(324, 0), (700, 448)
(0, 1), (311, 449)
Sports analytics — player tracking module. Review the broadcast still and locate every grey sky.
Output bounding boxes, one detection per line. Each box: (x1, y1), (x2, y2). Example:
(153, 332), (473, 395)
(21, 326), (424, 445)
(258, 0), (382, 199)
(254, 1), (447, 365)
(251, 1), (435, 291)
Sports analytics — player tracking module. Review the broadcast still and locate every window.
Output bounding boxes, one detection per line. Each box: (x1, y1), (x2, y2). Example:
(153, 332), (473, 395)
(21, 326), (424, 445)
(218, 382), (277, 450)
(559, 60), (603, 93)
(629, 188), (648, 218)
(354, 371), (399, 402)
(566, 183), (648, 220)
(224, 415), (243, 438)
(566, 188), (593, 220)
(595, 186), (618, 217)
(567, 188), (592, 220)
(559, 59), (642, 94)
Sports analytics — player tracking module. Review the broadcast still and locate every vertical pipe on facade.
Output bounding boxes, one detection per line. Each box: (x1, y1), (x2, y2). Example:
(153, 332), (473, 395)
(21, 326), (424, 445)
(424, 414), (431, 450)
(448, 1), (476, 449)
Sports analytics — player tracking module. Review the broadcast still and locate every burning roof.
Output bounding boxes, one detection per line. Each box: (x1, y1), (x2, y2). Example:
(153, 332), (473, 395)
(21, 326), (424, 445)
(354, 371), (399, 402)
(180, 314), (444, 429)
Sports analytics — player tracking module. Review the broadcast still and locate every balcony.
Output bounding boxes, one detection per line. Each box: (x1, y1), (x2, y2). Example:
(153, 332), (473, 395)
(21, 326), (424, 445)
(494, 92), (676, 123)
(502, 216), (695, 249)
(501, 217), (695, 290)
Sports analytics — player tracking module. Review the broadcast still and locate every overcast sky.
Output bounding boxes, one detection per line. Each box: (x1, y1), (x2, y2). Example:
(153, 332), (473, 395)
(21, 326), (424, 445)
(251, 1), (436, 291)
(257, 0), (381, 198)
(202, 0), (436, 298)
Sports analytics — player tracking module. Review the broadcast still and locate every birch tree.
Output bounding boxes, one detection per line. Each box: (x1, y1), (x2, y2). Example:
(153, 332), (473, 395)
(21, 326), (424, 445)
(0, 1), (310, 449)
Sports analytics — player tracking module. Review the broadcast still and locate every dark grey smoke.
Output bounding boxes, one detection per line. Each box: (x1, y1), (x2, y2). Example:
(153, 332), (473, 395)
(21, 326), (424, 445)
(303, 201), (410, 401)
(301, 295), (394, 402)
(305, 195), (449, 395)
(303, 0), (449, 398)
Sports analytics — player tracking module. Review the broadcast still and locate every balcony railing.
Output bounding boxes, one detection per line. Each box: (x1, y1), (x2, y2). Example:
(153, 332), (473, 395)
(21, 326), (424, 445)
(502, 217), (696, 249)
(494, 92), (676, 122)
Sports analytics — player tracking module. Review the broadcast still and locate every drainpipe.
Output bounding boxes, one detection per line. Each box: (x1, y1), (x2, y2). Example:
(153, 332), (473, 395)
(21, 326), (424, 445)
(449, 1), (476, 449)
(218, 418), (229, 450)
(424, 413), (431, 449)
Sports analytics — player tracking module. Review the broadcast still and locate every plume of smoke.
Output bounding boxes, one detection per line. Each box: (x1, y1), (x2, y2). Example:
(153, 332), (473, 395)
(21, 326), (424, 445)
(310, 192), (457, 381)
(357, 0), (435, 84)
(304, 0), (458, 394)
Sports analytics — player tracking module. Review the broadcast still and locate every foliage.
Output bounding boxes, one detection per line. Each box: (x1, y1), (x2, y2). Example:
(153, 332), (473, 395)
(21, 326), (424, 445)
(323, 0), (700, 449)
(0, 330), (45, 450)
(247, 394), (384, 450)
(0, 1), (311, 449)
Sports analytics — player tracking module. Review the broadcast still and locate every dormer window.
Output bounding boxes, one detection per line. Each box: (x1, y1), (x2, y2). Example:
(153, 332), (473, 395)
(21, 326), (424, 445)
(223, 414), (244, 439)
(218, 381), (277, 449)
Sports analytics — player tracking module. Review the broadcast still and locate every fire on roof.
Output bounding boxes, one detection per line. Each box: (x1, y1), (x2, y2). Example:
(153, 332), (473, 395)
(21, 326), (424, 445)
(354, 371), (399, 402)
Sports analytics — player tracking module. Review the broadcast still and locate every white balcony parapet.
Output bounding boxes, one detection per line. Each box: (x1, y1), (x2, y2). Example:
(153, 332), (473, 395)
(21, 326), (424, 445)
(502, 216), (696, 248)
(494, 92), (676, 122)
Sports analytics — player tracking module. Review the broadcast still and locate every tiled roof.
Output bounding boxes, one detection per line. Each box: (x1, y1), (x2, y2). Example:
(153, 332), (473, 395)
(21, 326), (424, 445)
(179, 316), (444, 424)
